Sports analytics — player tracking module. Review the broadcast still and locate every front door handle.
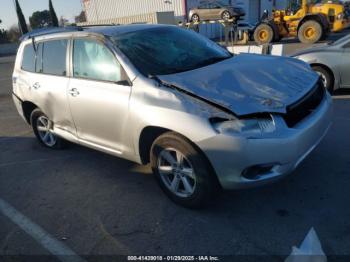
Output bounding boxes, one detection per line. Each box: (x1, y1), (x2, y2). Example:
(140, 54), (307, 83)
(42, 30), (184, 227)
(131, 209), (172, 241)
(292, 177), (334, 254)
(68, 88), (80, 97)
(33, 82), (40, 89)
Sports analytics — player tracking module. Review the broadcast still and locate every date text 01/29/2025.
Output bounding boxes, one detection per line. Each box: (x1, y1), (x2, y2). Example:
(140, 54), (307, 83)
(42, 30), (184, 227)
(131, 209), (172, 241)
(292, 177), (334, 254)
(127, 256), (219, 261)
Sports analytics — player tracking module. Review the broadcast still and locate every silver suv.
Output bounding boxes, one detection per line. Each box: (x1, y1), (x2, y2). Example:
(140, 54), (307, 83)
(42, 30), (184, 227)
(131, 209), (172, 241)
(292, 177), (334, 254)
(13, 25), (332, 208)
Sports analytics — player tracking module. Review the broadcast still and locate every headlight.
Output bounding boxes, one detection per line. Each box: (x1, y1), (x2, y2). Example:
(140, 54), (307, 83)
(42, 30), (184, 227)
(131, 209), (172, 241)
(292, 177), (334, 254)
(337, 13), (344, 20)
(211, 116), (276, 135)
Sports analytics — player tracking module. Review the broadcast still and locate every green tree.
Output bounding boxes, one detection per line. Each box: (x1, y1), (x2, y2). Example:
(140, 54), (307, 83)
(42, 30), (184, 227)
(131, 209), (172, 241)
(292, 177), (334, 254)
(29, 10), (51, 29)
(49, 0), (59, 27)
(15, 0), (28, 34)
(75, 11), (86, 23)
(0, 19), (8, 43)
(6, 25), (21, 42)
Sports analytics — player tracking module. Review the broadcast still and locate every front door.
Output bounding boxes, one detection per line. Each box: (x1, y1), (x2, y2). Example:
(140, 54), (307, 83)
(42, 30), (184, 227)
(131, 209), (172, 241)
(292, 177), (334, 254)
(340, 43), (350, 88)
(67, 38), (132, 153)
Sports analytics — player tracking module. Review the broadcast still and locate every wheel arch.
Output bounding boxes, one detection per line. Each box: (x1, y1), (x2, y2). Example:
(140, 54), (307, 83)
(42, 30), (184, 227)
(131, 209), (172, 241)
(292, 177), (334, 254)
(310, 63), (336, 90)
(22, 101), (39, 125)
(221, 9), (231, 16)
(138, 126), (170, 165)
(138, 126), (221, 187)
(297, 14), (328, 32)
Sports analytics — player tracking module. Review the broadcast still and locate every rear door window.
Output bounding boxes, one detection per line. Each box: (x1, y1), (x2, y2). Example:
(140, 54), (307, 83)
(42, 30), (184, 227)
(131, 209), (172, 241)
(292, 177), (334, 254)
(198, 4), (208, 9)
(21, 44), (36, 72)
(42, 39), (68, 76)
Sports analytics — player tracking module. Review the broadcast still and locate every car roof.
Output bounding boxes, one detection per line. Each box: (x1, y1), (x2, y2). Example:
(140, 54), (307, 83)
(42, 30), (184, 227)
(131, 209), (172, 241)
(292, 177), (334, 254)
(20, 24), (172, 42)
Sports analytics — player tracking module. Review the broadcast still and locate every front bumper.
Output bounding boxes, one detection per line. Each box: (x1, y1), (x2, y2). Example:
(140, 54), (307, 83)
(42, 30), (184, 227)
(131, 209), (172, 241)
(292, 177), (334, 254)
(197, 93), (332, 190)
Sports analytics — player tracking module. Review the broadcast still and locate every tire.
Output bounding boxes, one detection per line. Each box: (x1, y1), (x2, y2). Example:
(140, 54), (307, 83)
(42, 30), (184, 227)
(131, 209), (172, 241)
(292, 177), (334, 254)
(191, 14), (200, 23)
(30, 109), (66, 149)
(221, 11), (231, 21)
(298, 20), (322, 44)
(150, 132), (220, 208)
(253, 23), (274, 44)
(320, 29), (329, 41)
(311, 65), (334, 94)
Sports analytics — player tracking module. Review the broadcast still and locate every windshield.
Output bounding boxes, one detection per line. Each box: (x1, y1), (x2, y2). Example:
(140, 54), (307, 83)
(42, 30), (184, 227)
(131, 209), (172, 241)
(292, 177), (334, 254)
(111, 26), (232, 76)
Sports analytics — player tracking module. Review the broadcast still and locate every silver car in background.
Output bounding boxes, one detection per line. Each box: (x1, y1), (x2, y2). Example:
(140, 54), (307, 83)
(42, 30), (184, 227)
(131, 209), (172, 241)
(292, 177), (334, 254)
(189, 1), (245, 22)
(12, 25), (332, 208)
(292, 34), (350, 93)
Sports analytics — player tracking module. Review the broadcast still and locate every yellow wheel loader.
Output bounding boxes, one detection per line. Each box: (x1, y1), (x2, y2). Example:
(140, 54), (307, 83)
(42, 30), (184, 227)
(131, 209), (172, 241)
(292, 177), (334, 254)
(253, 0), (346, 45)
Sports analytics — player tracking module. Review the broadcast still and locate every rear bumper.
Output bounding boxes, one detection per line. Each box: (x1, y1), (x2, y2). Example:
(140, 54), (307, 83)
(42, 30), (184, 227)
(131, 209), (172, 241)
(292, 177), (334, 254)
(197, 93), (332, 189)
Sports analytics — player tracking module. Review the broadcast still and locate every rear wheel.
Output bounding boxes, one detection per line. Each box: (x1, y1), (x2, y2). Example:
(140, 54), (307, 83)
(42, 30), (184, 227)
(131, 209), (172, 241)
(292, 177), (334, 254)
(254, 23), (274, 44)
(191, 14), (200, 23)
(221, 11), (231, 20)
(298, 20), (322, 44)
(150, 132), (220, 208)
(311, 65), (334, 93)
(31, 109), (65, 149)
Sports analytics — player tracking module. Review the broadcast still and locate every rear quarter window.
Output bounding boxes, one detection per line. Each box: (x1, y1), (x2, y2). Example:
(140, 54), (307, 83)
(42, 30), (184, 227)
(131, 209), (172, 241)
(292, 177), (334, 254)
(21, 44), (36, 72)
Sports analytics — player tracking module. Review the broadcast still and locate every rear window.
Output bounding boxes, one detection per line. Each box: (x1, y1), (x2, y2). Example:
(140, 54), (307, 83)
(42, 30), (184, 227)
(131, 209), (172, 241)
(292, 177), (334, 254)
(41, 40), (68, 76)
(21, 44), (36, 72)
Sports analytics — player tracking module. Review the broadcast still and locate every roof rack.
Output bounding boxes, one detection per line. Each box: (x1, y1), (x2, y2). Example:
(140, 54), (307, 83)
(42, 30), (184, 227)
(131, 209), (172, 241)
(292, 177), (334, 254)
(19, 26), (83, 41)
(19, 24), (120, 41)
(80, 23), (119, 27)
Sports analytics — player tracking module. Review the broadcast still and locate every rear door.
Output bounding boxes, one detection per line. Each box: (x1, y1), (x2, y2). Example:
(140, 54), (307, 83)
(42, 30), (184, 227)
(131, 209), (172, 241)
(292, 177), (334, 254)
(15, 39), (74, 136)
(198, 3), (210, 20)
(32, 39), (75, 135)
(67, 37), (132, 153)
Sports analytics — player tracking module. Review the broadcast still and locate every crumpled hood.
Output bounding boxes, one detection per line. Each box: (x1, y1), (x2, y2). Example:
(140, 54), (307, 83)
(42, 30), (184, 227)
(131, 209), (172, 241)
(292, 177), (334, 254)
(157, 54), (319, 116)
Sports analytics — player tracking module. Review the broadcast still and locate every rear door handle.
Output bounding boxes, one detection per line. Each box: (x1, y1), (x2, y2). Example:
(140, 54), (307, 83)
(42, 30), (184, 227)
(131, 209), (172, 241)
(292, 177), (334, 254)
(68, 88), (80, 97)
(33, 82), (40, 89)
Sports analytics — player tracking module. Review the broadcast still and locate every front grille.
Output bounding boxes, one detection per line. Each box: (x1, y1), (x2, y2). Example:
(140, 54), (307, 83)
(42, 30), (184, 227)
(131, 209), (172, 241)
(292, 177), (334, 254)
(283, 81), (325, 128)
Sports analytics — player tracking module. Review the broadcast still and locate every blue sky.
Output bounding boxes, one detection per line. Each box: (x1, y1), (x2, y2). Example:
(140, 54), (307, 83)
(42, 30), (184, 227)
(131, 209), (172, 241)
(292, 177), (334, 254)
(0, 0), (83, 30)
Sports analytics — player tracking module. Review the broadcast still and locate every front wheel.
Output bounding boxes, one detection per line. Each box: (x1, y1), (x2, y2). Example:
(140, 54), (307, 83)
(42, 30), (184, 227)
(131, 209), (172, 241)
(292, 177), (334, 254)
(191, 14), (200, 23)
(298, 20), (322, 44)
(312, 65), (334, 93)
(31, 109), (66, 149)
(221, 11), (231, 20)
(150, 132), (220, 208)
(253, 23), (274, 44)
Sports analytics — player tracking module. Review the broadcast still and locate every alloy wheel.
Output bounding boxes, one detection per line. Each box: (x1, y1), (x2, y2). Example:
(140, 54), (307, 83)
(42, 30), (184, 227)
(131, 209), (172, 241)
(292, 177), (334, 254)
(36, 115), (57, 147)
(157, 148), (196, 198)
(222, 11), (231, 20)
(192, 14), (199, 22)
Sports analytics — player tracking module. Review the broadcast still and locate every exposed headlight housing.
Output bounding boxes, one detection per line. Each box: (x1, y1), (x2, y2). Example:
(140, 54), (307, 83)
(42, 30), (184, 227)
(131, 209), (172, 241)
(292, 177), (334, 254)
(337, 12), (345, 20)
(210, 115), (276, 136)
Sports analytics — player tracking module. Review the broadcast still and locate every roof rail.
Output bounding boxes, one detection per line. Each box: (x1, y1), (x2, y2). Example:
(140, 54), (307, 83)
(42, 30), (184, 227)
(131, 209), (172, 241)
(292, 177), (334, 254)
(80, 23), (119, 27)
(19, 26), (83, 41)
